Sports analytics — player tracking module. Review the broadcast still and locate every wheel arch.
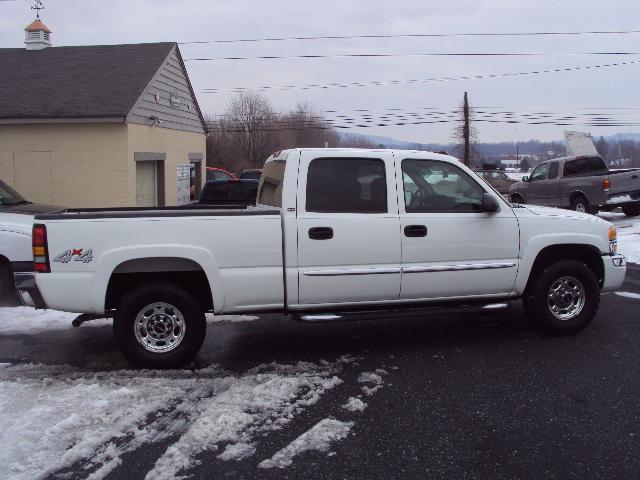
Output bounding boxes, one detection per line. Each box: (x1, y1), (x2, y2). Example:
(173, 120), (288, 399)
(524, 244), (604, 293)
(94, 246), (223, 314)
(569, 190), (589, 206)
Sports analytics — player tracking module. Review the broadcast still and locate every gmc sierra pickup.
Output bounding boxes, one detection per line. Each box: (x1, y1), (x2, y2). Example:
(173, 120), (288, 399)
(20, 149), (626, 368)
(509, 155), (640, 216)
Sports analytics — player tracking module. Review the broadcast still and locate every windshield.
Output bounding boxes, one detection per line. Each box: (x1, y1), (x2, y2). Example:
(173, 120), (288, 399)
(0, 179), (27, 206)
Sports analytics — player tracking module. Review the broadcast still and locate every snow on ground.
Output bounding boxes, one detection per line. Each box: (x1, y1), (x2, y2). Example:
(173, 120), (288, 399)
(0, 358), (354, 480)
(0, 307), (111, 335)
(614, 291), (640, 300)
(357, 371), (384, 396)
(342, 397), (367, 413)
(0, 308), (258, 335)
(205, 313), (259, 323)
(258, 418), (354, 469)
(598, 211), (640, 264)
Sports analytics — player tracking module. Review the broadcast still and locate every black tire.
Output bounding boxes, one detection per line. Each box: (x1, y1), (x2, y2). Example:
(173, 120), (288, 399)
(0, 262), (18, 307)
(523, 259), (599, 336)
(571, 195), (591, 214)
(510, 194), (525, 204)
(622, 204), (640, 217)
(113, 283), (206, 368)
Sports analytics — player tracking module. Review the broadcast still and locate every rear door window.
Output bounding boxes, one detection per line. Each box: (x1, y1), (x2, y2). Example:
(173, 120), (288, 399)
(306, 158), (387, 213)
(548, 162), (559, 179)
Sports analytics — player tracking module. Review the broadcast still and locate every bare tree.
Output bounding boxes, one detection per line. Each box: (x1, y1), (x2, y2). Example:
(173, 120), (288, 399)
(451, 91), (479, 166)
(225, 91), (278, 169)
(278, 103), (340, 149)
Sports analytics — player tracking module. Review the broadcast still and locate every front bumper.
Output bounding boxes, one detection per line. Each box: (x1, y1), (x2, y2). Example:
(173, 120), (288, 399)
(601, 254), (627, 292)
(14, 273), (47, 309)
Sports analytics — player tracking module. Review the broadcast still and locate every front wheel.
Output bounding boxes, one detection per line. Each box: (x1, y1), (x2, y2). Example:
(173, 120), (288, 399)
(622, 204), (640, 217)
(114, 283), (206, 368)
(524, 260), (599, 336)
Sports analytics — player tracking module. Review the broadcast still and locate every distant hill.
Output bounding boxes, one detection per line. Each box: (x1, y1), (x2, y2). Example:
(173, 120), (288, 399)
(603, 133), (640, 142)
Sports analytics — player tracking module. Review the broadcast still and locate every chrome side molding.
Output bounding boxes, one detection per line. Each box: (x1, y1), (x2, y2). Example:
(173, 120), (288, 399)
(402, 263), (516, 274)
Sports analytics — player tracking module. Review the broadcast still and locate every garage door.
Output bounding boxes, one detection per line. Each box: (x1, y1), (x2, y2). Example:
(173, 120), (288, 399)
(14, 152), (52, 204)
(136, 161), (157, 207)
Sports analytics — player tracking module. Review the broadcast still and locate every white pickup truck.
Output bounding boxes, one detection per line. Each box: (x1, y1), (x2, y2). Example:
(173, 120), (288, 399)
(20, 149), (626, 368)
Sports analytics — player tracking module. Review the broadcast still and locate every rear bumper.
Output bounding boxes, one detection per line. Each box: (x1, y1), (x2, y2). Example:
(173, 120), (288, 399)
(604, 192), (640, 206)
(601, 254), (626, 292)
(14, 273), (47, 309)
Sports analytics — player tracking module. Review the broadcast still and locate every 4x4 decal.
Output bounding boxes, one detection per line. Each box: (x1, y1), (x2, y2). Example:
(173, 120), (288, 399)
(53, 249), (94, 264)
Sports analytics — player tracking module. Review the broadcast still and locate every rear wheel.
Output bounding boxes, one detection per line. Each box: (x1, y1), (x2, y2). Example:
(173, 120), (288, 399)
(524, 259), (599, 335)
(571, 195), (591, 214)
(114, 283), (206, 368)
(622, 204), (640, 217)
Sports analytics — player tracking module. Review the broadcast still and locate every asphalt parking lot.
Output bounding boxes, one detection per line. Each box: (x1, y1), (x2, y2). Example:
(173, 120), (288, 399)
(1, 266), (640, 480)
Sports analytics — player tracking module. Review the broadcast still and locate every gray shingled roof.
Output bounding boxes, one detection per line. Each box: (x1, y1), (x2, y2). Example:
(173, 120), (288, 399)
(0, 42), (176, 120)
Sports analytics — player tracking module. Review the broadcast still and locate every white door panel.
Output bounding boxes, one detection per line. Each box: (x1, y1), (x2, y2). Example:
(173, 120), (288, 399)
(296, 152), (401, 306)
(297, 216), (401, 304)
(397, 158), (519, 300)
(400, 214), (519, 298)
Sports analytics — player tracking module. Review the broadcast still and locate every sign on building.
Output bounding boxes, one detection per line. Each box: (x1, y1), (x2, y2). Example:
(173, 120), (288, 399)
(176, 164), (191, 206)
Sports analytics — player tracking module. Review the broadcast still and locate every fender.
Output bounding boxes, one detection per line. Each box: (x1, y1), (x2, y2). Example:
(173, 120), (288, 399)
(513, 232), (607, 294)
(92, 244), (225, 314)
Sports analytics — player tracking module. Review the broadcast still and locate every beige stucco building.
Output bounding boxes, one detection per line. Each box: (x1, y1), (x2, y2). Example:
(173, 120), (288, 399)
(0, 20), (207, 208)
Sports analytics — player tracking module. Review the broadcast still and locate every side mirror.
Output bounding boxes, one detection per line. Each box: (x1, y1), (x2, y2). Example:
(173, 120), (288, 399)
(481, 193), (500, 213)
(522, 176), (529, 182)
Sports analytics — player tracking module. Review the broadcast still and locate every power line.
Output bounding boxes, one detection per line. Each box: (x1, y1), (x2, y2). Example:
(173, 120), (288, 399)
(200, 60), (640, 93)
(185, 51), (640, 62)
(179, 29), (640, 45)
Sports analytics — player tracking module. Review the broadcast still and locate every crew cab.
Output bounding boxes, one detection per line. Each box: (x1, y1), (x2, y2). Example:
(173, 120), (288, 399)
(509, 155), (640, 216)
(21, 149), (626, 368)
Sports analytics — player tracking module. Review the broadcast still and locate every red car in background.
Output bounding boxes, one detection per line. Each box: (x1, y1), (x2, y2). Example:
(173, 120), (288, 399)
(205, 167), (238, 181)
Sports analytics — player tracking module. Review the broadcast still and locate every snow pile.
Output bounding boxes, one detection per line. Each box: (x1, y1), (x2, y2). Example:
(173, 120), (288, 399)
(342, 397), (367, 412)
(0, 358), (350, 480)
(0, 307), (111, 335)
(357, 371), (384, 396)
(258, 418), (353, 469)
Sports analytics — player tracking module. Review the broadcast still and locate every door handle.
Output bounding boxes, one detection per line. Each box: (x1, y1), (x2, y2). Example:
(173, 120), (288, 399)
(309, 227), (333, 240)
(632, 175), (638, 179)
(404, 225), (428, 237)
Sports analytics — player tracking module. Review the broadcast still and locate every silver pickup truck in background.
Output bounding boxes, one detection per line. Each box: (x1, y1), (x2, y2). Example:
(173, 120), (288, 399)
(509, 155), (640, 216)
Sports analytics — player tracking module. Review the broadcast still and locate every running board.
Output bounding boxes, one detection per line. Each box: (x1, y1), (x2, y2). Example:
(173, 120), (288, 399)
(293, 301), (511, 323)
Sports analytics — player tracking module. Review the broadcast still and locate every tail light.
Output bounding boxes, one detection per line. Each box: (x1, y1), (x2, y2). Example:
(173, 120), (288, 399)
(32, 224), (50, 273)
(603, 177), (610, 192)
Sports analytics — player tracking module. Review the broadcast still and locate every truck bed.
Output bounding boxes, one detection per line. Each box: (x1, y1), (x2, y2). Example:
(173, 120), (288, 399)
(35, 205), (279, 220)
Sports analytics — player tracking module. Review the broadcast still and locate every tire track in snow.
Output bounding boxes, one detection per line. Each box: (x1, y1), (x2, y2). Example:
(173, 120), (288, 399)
(0, 357), (357, 480)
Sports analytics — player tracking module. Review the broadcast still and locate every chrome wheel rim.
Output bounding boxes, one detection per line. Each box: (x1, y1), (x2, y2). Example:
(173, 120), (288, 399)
(575, 203), (587, 213)
(134, 302), (186, 352)
(547, 276), (585, 321)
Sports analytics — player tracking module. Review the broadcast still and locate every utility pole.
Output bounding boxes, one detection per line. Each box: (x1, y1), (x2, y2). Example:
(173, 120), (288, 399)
(463, 91), (470, 166)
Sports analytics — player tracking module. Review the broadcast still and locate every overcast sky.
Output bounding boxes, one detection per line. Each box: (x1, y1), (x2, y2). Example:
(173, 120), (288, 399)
(1, 0), (639, 143)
